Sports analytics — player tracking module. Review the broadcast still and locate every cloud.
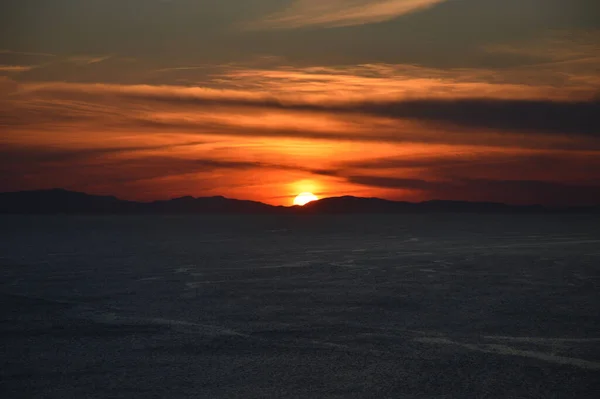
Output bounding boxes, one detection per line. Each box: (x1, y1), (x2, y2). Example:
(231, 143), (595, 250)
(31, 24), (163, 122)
(250, 0), (447, 30)
(9, 78), (600, 141)
(0, 156), (256, 194)
(344, 175), (600, 206)
(0, 141), (209, 163)
(3, 88), (599, 205)
(314, 150), (600, 205)
(333, 98), (600, 137)
(325, 143), (600, 205)
(342, 151), (600, 180)
(2, 54), (599, 205)
(66, 55), (113, 66)
(0, 140), (324, 190)
(485, 30), (600, 63)
(0, 50), (55, 57)
(349, 150), (600, 183)
(216, 65), (588, 101)
(4, 138), (599, 206)
(0, 65), (35, 73)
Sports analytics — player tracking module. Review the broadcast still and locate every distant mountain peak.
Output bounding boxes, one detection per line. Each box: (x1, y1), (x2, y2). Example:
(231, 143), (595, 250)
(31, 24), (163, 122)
(0, 189), (597, 214)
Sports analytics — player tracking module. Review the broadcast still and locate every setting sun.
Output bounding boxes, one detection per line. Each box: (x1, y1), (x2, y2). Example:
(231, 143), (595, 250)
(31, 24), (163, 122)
(293, 192), (319, 206)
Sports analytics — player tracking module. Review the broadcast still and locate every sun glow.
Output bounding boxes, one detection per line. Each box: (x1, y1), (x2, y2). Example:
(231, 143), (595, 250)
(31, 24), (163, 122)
(293, 192), (318, 206)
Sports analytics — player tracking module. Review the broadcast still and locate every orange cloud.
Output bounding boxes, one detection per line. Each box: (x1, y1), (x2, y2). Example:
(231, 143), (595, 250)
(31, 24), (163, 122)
(0, 65), (35, 73)
(3, 75), (599, 149)
(250, 0), (448, 29)
(2, 52), (600, 205)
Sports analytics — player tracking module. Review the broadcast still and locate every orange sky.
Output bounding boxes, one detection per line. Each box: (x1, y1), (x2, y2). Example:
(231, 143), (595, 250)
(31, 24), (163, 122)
(1, 1), (599, 206)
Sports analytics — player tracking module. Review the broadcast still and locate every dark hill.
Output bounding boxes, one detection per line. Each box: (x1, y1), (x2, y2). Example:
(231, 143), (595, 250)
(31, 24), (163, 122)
(0, 189), (131, 214)
(299, 196), (413, 213)
(298, 196), (548, 214)
(0, 189), (597, 214)
(0, 189), (281, 214)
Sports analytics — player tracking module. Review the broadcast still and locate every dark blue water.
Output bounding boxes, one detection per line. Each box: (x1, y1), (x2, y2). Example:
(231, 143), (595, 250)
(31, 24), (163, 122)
(1, 215), (599, 398)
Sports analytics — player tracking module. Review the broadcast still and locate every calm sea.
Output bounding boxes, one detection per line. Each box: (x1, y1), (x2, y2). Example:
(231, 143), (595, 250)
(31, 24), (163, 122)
(1, 214), (599, 398)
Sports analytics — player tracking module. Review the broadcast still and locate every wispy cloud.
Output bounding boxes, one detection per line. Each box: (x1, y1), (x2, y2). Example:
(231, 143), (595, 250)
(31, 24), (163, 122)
(2, 2), (598, 205)
(0, 65), (35, 73)
(485, 30), (600, 63)
(9, 78), (599, 142)
(2, 43), (599, 204)
(0, 141), (210, 163)
(305, 149), (600, 205)
(344, 175), (600, 206)
(0, 53), (131, 85)
(0, 49), (55, 57)
(341, 151), (600, 184)
(66, 55), (113, 66)
(250, 0), (447, 30)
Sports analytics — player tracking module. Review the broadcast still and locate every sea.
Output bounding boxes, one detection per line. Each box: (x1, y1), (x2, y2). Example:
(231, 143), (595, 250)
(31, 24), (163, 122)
(1, 214), (599, 398)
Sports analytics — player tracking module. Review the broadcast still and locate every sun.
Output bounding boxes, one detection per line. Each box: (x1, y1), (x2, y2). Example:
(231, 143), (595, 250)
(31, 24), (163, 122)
(293, 192), (318, 206)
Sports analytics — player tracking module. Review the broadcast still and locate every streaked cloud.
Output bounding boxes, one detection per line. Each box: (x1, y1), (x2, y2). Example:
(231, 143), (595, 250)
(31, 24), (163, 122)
(0, 65), (35, 73)
(485, 30), (600, 62)
(6, 76), (599, 142)
(251, 0), (448, 30)
(308, 149), (600, 205)
(66, 55), (113, 66)
(1, 6), (598, 205)
(344, 175), (600, 206)
(0, 49), (55, 57)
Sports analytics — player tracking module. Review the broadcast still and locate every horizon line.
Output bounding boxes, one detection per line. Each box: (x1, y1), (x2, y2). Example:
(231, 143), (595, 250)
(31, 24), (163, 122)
(2, 188), (599, 210)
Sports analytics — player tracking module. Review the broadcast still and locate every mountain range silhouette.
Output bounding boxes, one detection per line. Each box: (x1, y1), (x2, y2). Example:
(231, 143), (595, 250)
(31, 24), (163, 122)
(1, 189), (598, 214)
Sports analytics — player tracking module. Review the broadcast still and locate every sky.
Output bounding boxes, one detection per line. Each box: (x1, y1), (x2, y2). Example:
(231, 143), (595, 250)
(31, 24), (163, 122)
(1, 0), (599, 206)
